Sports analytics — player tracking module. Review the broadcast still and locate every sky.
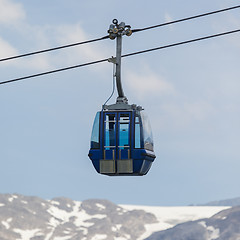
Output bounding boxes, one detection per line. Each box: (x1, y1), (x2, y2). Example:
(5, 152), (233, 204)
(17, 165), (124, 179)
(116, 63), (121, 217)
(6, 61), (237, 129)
(0, 0), (240, 206)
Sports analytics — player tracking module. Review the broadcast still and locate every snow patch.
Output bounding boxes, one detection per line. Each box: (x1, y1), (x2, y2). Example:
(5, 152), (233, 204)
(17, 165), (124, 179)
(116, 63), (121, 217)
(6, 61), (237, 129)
(91, 234), (107, 240)
(199, 221), (207, 228)
(8, 195), (18, 202)
(13, 228), (42, 240)
(54, 236), (72, 240)
(78, 226), (88, 235)
(112, 224), (122, 232)
(114, 237), (129, 240)
(45, 228), (55, 240)
(0, 203), (5, 207)
(74, 209), (95, 227)
(120, 205), (230, 240)
(50, 200), (60, 205)
(2, 218), (12, 229)
(47, 200), (103, 229)
(96, 203), (106, 210)
(91, 214), (106, 219)
(48, 217), (61, 227)
(207, 225), (220, 240)
(2, 220), (10, 229)
(47, 205), (71, 222)
(198, 221), (220, 240)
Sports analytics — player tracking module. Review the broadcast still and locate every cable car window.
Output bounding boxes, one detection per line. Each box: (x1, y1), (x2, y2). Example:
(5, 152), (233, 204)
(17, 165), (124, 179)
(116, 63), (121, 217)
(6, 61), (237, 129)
(90, 112), (100, 149)
(135, 115), (141, 148)
(119, 114), (130, 148)
(140, 112), (154, 151)
(105, 114), (116, 149)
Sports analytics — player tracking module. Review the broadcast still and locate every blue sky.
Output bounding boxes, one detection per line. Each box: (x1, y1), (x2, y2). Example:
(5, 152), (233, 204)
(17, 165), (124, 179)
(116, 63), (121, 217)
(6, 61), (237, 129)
(0, 0), (240, 206)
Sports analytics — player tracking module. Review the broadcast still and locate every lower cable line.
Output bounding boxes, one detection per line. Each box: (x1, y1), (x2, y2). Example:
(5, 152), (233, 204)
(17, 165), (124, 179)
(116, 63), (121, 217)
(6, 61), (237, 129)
(1, 28), (240, 86)
(0, 58), (109, 85)
(123, 28), (240, 58)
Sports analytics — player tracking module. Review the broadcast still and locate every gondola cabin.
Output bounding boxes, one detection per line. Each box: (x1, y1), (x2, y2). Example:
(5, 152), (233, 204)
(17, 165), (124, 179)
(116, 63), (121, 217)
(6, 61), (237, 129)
(88, 19), (156, 175)
(88, 103), (156, 176)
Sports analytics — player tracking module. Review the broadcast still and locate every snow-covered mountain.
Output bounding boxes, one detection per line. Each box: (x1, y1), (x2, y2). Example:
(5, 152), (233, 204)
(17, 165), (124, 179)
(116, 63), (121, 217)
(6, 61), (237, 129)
(200, 197), (240, 207)
(145, 206), (240, 240)
(0, 194), (230, 240)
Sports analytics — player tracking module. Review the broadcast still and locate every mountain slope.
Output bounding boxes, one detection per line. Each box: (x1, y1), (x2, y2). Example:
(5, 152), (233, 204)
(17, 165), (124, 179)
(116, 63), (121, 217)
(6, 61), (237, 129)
(0, 194), (230, 240)
(0, 194), (156, 240)
(145, 206), (240, 240)
(201, 197), (240, 207)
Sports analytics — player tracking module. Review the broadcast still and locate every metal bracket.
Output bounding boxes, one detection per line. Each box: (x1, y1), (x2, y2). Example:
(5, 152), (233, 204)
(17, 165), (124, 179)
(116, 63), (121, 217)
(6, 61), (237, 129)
(108, 57), (117, 64)
(108, 19), (132, 40)
(107, 19), (133, 103)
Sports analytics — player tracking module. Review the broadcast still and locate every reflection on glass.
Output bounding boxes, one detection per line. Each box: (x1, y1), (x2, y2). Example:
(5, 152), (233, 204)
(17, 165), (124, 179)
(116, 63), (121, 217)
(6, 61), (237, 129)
(91, 112), (100, 149)
(140, 111), (154, 151)
(119, 114), (129, 148)
(105, 114), (116, 148)
(135, 116), (141, 148)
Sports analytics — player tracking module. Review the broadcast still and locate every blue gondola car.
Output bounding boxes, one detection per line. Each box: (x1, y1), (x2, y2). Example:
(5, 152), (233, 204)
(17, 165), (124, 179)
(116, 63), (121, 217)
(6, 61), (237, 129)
(88, 19), (156, 175)
(88, 103), (156, 176)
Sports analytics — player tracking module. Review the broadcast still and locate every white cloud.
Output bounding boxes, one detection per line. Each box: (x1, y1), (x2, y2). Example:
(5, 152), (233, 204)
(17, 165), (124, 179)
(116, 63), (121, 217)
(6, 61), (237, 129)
(183, 101), (214, 121)
(125, 65), (175, 100)
(164, 12), (173, 23)
(0, 0), (25, 25)
(23, 54), (53, 71)
(164, 12), (175, 30)
(159, 100), (216, 129)
(0, 36), (18, 58)
(0, 6), (111, 75)
(211, 13), (240, 49)
(0, 34), (52, 71)
(54, 23), (111, 64)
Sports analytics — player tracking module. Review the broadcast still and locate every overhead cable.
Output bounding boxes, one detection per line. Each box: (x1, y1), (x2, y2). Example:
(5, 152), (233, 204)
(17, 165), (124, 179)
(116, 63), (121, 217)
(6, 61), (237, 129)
(132, 5), (240, 33)
(0, 5), (239, 64)
(123, 28), (240, 58)
(0, 35), (109, 63)
(0, 58), (109, 85)
(0, 28), (240, 86)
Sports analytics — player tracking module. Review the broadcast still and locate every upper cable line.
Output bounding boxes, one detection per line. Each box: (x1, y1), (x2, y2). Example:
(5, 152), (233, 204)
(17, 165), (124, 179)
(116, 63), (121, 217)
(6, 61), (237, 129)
(1, 28), (240, 86)
(0, 35), (109, 63)
(123, 28), (240, 58)
(0, 4), (239, 63)
(132, 4), (240, 33)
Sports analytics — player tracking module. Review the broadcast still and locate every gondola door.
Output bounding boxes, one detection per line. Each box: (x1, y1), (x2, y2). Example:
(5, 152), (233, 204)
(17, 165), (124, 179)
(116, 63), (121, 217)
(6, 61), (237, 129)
(117, 112), (132, 174)
(100, 112), (132, 174)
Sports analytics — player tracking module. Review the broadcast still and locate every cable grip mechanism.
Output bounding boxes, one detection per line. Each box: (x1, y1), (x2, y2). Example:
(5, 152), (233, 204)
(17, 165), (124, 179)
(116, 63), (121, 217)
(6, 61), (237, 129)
(108, 19), (132, 40)
(107, 19), (130, 104)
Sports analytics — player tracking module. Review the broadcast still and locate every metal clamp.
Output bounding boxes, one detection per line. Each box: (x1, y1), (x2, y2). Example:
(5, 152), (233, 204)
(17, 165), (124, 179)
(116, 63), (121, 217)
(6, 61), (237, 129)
(108, 19), (132, 40)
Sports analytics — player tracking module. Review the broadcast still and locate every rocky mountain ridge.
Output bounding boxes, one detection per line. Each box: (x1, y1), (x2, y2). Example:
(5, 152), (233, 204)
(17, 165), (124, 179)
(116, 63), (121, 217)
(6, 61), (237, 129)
(0, 193), (237, 240)
(200, 197), (240, 207)
(0, 193), (157, 240)
(146, 206), (240, 240)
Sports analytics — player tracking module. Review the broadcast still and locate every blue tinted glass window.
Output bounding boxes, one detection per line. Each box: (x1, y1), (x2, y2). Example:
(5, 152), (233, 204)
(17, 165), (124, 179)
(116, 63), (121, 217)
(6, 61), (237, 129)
(135, 116), (141, 148)
(140, 112), (154, 151)
(91, 112), (100, 149)
(119, 114), (130, 148)
(105, 114), (116, 148)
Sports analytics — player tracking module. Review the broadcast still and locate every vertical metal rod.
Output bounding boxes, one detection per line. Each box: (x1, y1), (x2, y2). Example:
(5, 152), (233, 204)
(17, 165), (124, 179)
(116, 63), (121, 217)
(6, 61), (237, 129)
(116, 34), (125, 98)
